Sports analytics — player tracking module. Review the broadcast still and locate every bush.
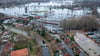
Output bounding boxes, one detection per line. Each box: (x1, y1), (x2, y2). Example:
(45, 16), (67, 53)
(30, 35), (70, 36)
(70, 35), (74, 41)
(56, 39), (61, 43)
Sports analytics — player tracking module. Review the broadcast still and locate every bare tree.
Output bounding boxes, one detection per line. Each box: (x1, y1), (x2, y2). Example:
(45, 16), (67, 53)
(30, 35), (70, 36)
(78, 15), (99, 31)
(60, 15), (99, 32)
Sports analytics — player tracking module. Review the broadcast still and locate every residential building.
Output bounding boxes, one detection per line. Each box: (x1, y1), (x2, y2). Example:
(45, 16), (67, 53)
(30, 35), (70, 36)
(11, 48), (28, 56)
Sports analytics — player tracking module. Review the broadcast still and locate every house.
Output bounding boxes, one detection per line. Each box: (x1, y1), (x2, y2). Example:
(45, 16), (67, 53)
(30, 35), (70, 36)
(15, 24), (24, 28)
(2, 31), (12, 42)
(10, 48), (28, 56)
(2, 41), (13, 52)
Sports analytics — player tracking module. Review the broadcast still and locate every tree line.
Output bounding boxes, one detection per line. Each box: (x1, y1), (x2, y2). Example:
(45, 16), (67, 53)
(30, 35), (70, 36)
(60, 15), (99, 32)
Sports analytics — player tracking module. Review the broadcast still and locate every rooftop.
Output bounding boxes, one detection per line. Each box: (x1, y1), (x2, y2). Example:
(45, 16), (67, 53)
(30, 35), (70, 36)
(3, 41), (13, 52)
(11, 48), (28, 56)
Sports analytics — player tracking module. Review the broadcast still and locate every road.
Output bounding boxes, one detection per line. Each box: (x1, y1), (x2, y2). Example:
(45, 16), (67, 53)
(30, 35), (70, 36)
(42, 46), (50, 56)
(4, 25), (51, 56)
(4, 26), (28, 36)
(61, 40), (75, 56)
(38, 40), (50, 56)
(51, 34), (75, 56)
(75, 33), (100, 56)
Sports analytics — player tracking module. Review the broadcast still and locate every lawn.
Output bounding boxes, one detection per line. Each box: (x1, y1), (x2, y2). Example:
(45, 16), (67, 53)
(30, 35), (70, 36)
(14, 40), (42, 56)
(14, 41), (28, 50)
(28, 40), (42, 56)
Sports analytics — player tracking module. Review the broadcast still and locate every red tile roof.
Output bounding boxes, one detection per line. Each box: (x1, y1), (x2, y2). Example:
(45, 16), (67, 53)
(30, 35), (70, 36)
(71, 44), (77, 48)
(64, 39), (70, 42)
(11, 48), (28, 56)
(64, 53), (70, 56)
(57, 47), (64, 50)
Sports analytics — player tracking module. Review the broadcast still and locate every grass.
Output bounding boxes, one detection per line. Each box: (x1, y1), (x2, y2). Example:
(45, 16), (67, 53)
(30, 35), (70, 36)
(14, 41), (28, 50)
(29, 40), (41, 56)
(14, 39), (41, 56)
(30, 46), (40, 55)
